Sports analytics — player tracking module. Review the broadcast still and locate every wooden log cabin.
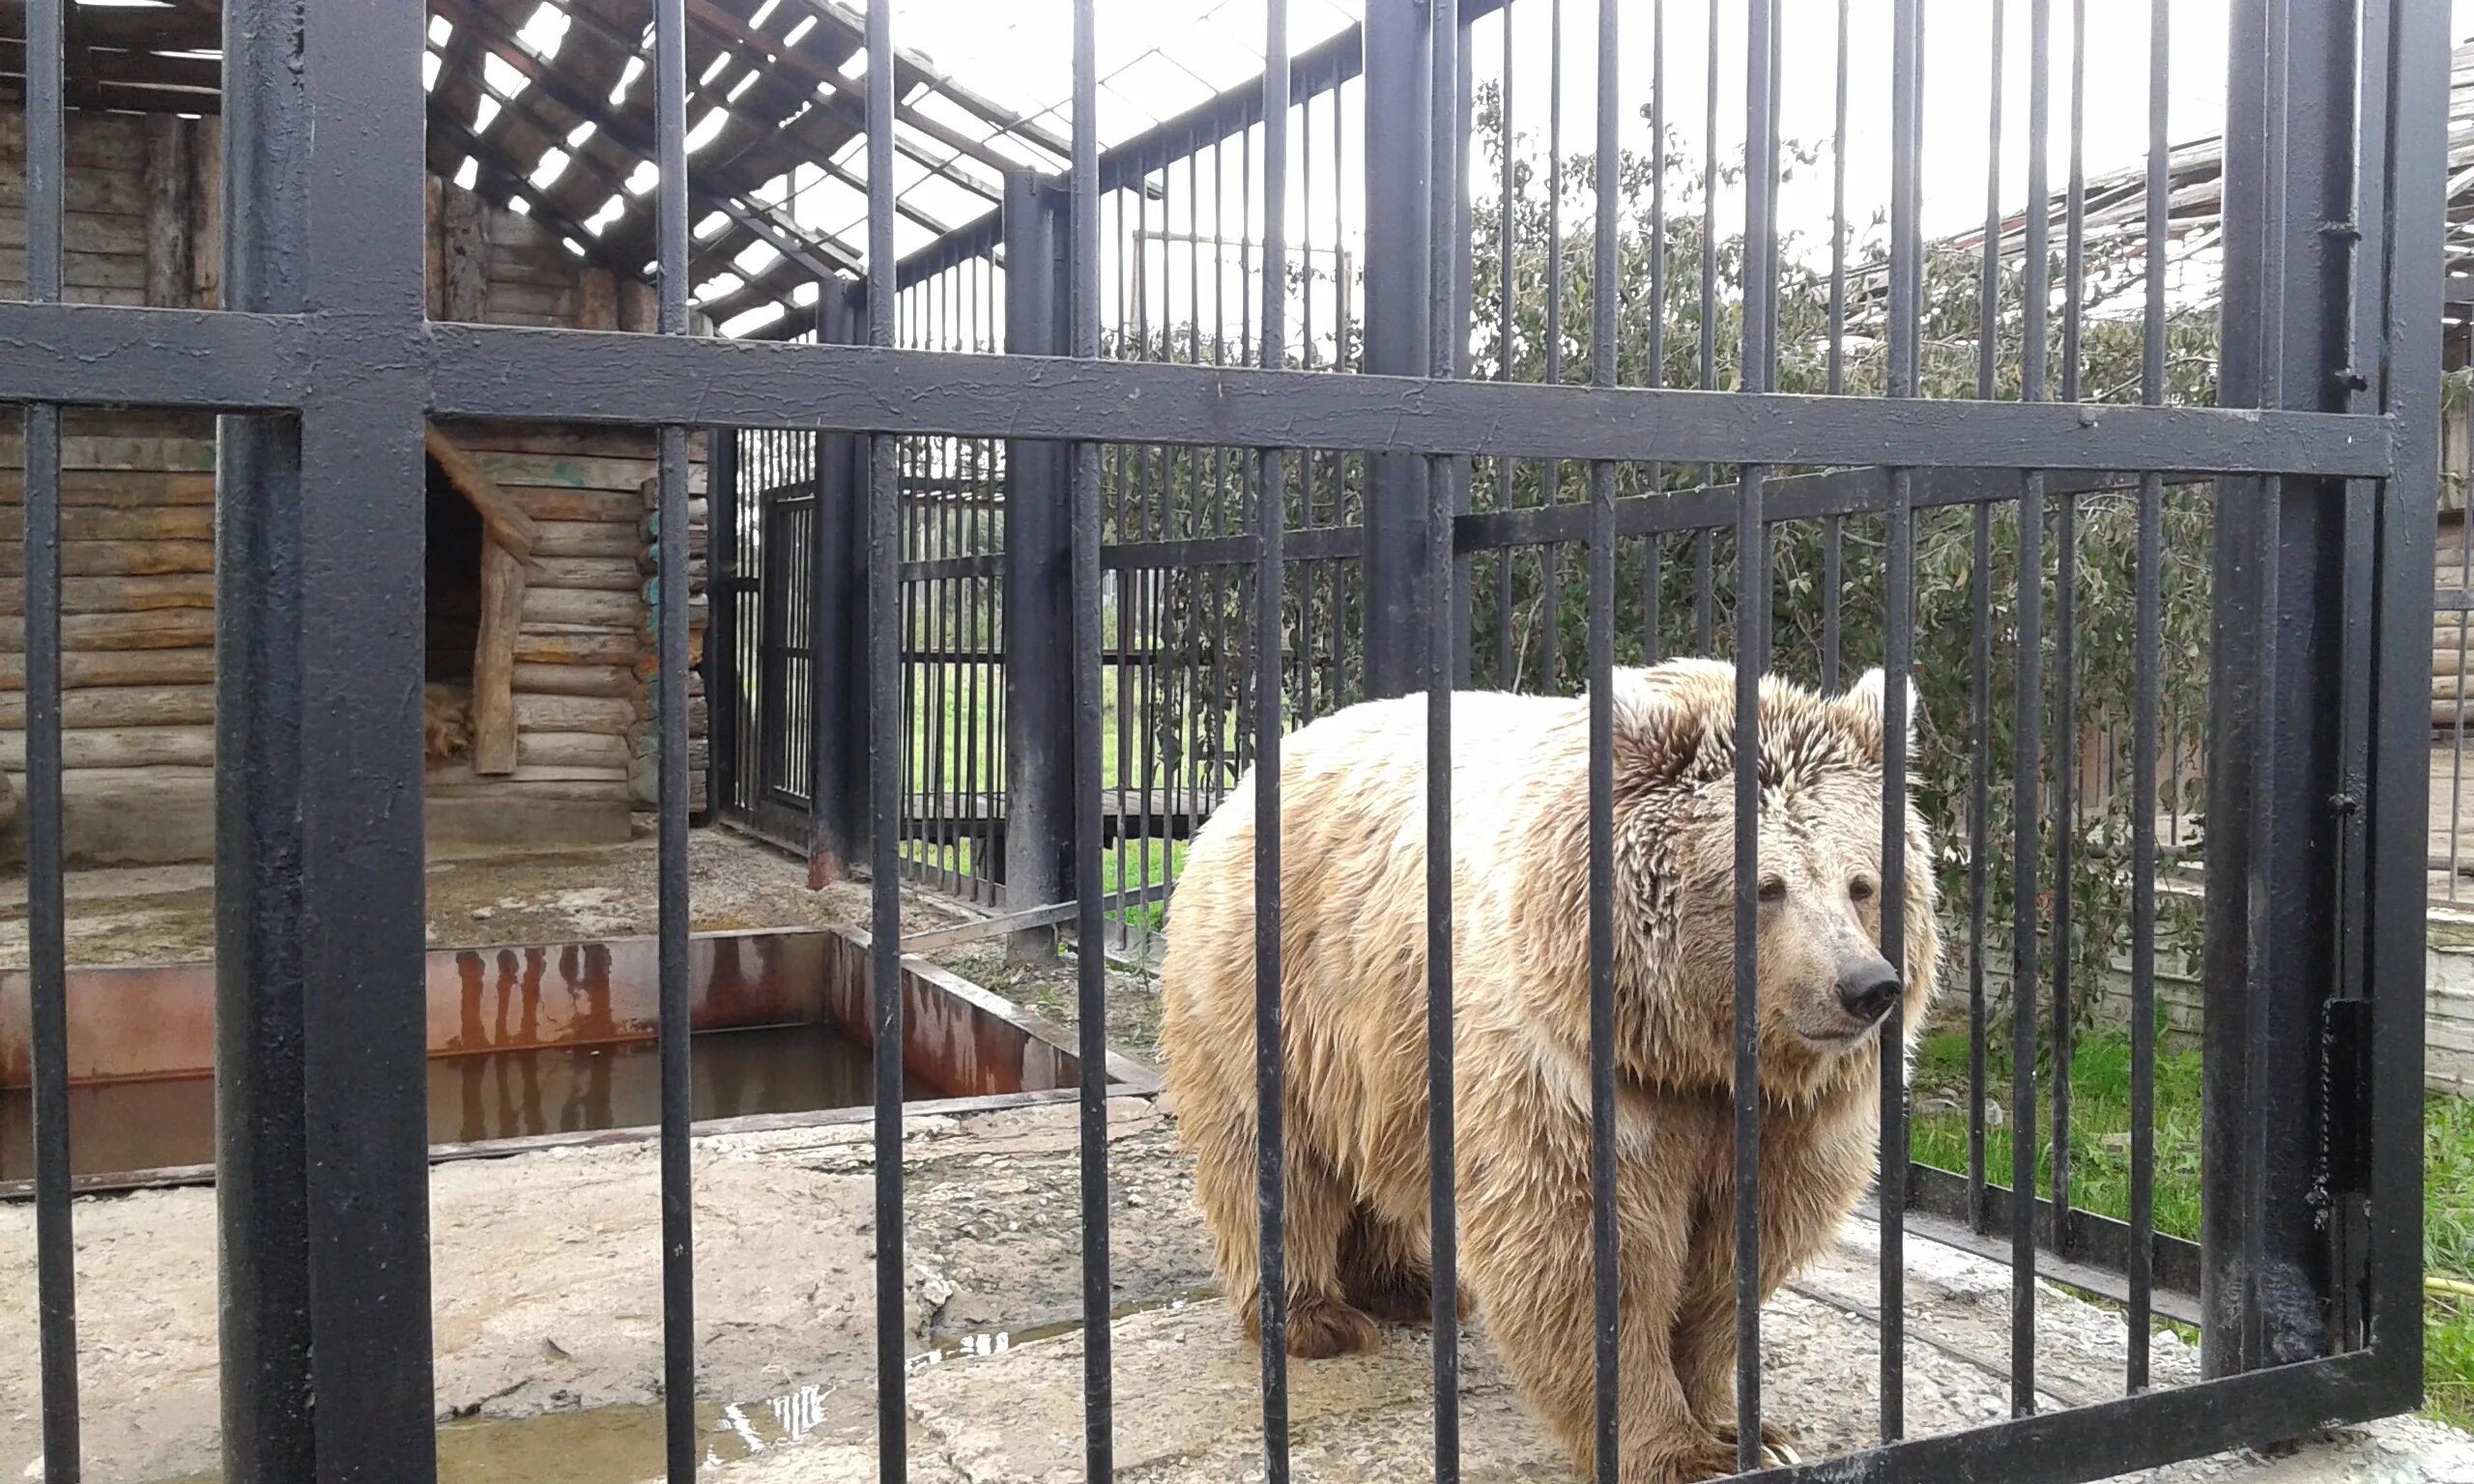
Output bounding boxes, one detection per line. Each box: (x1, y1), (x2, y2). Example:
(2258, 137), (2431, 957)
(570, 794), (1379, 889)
(0, 105), (710, 863)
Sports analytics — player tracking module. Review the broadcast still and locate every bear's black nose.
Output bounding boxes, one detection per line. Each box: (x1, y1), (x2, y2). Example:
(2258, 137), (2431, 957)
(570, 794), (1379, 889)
(1837, 968), (1902, 1024)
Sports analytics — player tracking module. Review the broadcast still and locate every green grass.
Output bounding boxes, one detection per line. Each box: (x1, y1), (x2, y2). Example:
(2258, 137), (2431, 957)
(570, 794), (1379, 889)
(1909, 1029), (2474, 1431)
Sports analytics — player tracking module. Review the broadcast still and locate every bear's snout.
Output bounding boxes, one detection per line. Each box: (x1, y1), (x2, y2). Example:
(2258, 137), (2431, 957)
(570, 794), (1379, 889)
(1835, 963), (1903, 1026)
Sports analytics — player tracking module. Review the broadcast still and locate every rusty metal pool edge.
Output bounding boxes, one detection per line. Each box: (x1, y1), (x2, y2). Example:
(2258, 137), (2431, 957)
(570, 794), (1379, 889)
(0, 924), (1162, 1200)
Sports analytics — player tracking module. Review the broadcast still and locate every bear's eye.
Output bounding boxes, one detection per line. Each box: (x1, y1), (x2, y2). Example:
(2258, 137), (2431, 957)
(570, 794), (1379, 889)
(1850, 877), (1877, 903)
(1757, 875), (1787, 903)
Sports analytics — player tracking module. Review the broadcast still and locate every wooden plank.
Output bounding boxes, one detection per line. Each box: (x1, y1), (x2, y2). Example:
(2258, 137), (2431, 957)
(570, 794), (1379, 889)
(424, 424), (544, 560)
(530, 556), (645, 592)
(0, 647), (213, 690)
(519, 729), (631, 770)
(618, 277), (657, 333)
(533, 522), (647, 558)
(512, 487), (646, 524)
(141, 114), (191, 308)
(523, 585), (639, 630)
(512, 661), (637, 698)
(472, 537), (524, 775)
(0, 572), (218, 615)
(0, 684), (216, 728)
(479, 448), (662, 490)
(0, 726), (215, 769)
(0, 539), (215, 578)
(515, 629), (642, 666)
(0, 437), (216, 473)
(0, 504), (215, 539)
(0, 610), (216, 653)
(439, 184), (492, 324)
(189, 117), (220, 309)
(579, 267), (620, 330)
(514, 692), (637, 733)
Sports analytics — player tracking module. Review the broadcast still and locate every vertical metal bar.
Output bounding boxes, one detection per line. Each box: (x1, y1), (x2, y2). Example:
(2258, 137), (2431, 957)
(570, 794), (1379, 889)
(711, 427), (741, 822)
(21, 0), (74, 1472)
(1879, 0), (1921, 1443)
(1820, 0), (1850, 689)
(1256, 5), (1294, 1475)
(1695, 0), (1718, 656)
(1735, 0), (1777, 1470)
(2126, 0), (2171, 1394)
(1586, 1), (1621, 1474)
(1644, 0), (1667, 666)
(1541, 0), (1564, 696)
(219, 0), (436, 1475)
(1071, 4), (1116, 1471)
(1495, 2), (1516, 688)
(2013, 0), (2053, 1415)
(863, 1), (908, 1474)
(1364, 0), (1432, 700)
(1428, 7), (1462, 1478)
(1968, 0), (2004, 1240)
(2050, 0), (2089, 1250)
(2367, 0), (2442, 1407)
(1004, 176), (1074, 955)
(2205, 0), (2355, 1380)
(651, 0), (698, 1475)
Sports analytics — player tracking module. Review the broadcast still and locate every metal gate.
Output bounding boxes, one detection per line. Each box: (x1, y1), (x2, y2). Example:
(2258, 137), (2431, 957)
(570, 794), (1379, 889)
(2, 1), (2442, 1482)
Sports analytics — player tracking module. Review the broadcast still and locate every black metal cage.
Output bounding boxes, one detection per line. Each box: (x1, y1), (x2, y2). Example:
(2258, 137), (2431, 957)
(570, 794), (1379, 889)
(2, 0), (2442, 1481)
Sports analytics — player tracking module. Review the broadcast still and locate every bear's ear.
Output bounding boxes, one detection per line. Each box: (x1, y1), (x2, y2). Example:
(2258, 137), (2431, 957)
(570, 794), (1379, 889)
(1606, 667), (1719, 786)
(1843, 666), (1921, 762)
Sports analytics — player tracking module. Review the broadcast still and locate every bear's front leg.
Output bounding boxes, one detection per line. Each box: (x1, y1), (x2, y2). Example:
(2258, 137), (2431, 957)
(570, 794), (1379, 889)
(1461, 1129), (1740, 1484)
(1670, 1193), (1799, 1466)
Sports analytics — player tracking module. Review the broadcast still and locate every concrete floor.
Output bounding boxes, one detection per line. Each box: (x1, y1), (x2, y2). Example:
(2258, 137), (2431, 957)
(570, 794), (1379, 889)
(7, 1097), (2464, 1484)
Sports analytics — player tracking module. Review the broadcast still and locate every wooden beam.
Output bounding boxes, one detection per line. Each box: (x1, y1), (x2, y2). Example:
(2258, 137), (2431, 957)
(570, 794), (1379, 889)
(472, 538), (524, 776)
(423, 424), (542, 561)
(141, 115), (191, 308)
(437, 184), (493, 324)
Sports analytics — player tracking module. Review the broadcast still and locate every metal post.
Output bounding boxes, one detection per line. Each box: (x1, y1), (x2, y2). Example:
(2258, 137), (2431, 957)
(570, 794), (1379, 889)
(1002, 170), (1077, 960)
(708, 425), (740, 821)
(1359, 0), (1432, 699)
(216, 1), (437, 1477)
(2201, 0), (2356, 1378)
(809, 281), (872, 884)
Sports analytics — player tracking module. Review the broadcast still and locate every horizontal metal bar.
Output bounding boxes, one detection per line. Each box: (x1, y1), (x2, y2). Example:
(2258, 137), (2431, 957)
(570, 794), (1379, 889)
(1458, 465), (2150, 550)
(0, 303), (311, 409)
(898, 881), (1173, 954)
(1741, 1350), (2400, 1484)
(423, 323), (2398, 475)
(1102, 525), (1364, 569)
(901, 553), (1001, 582)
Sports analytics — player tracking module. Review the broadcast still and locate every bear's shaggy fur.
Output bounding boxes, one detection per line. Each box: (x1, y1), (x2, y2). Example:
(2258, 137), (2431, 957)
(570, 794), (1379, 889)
(1160, 659), (1939, 1484)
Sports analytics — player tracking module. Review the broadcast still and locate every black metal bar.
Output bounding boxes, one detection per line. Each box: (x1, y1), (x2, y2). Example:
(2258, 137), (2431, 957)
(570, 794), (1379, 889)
(2127, 0), (2171, 1394)
(216, 0), (439, 1476)
(1427, 5), (1461, 1476)
(1542, 0), (1564, 698)
(1364, 0), (1432, 699)
(21, 0), (73, 1473)
(2364, 0), (2442, 1410)
(419, 327), (2396, 474)
(2049, 0), (2088, 1258)
(814, 293), (872, 875)
(1880, 0), (1922, 1443)
(1005, 175), (1075, 951)
(0, 303), (308, 407)
(864, 0), (908, 1473)
(1255, 5), (1293, 1476)
(652, 0), (697, 1474)
(711, 425), (742, 821)
(1737, 0), (1778, 1464)
(1586, 0), (1621, 1467)
(1644, 0), (1667, 666)
(1070, 1), (1116, 1470)
(2203, 0), (2356, 1382)
(2013, 0), (2054, 1414)
(1968, 0), (2003, 1241)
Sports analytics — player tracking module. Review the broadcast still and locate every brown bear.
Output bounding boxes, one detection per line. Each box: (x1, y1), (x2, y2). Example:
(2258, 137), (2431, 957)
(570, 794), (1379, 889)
(1159, 659), (1939, 1484)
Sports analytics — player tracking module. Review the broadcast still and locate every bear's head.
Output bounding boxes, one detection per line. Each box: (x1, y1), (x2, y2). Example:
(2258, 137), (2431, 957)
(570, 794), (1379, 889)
(1522, 658), (1942, 1108)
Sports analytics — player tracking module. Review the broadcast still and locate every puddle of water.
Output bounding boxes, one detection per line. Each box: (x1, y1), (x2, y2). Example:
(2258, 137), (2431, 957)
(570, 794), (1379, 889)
(144, 1290), (1228, 1484)
(0, 1024), (938, 1181)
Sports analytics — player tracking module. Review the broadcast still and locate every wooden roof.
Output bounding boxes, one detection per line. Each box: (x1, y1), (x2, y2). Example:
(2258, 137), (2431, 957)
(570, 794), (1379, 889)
(0, 0), (1072, 332)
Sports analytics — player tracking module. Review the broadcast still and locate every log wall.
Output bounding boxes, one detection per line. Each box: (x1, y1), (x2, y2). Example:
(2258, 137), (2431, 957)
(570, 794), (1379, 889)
(0, 110), (708, 864)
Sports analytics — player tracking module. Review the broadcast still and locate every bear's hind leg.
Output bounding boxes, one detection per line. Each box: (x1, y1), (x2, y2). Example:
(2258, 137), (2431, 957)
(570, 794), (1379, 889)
(1192, 1108), (1379, 1359)
(1339, 1209), (1471, 1327)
